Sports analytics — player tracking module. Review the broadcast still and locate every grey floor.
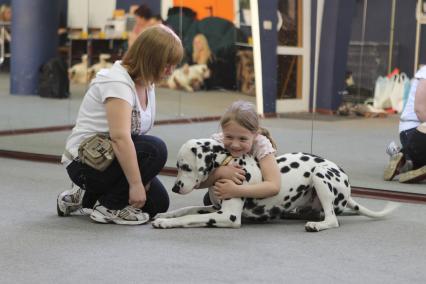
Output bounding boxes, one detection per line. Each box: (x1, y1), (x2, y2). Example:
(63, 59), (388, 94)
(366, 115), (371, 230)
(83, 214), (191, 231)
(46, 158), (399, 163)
(0, 158), (425, 283)
(0, 73), (425, 283)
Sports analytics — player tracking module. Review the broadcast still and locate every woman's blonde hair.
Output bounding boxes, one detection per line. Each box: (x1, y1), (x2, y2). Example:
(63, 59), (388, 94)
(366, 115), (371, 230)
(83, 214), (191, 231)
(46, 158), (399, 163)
(122, 24), (183, 84)
(220, 100), (277, 149)
(192, 33), (212, 65)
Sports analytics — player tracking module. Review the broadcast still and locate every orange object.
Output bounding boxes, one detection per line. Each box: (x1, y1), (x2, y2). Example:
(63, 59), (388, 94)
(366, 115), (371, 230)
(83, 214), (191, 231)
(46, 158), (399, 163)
(114, 9), (125, 19)
(387, 68), (399, 78)
(173, 0), (234, 22)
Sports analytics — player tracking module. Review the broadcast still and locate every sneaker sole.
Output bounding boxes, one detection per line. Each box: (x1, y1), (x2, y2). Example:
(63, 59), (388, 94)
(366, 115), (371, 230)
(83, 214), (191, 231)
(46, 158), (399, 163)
(57, 195), (70, 217)
(57, 202), (67, 217)
(57, 198), (83, 217)
(399, 165), (426, 183)
(90, 210), (149, 225)
(384, 152), (404, 181)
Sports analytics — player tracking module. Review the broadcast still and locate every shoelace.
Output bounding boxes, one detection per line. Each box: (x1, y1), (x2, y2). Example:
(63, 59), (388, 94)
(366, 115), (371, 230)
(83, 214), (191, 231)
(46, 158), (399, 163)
(116, 206), (146, 220)
(63, 189), (83, 205)
(386, 141), (401, 157)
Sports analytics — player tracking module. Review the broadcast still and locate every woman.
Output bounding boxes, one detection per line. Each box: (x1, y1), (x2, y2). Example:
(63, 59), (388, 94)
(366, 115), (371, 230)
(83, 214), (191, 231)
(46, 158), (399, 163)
(384, 65), (426, 183)
(57, 25), (184, 225)
(191, 33), (212, 65)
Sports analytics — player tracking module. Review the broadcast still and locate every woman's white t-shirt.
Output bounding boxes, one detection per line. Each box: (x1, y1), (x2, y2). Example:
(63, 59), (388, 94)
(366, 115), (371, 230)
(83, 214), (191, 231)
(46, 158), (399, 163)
(61, 61), (155, 165)
(399, 66), (426, 132)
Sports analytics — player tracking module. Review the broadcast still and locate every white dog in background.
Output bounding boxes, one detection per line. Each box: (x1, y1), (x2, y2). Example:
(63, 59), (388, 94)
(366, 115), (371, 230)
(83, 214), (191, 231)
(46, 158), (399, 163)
(88, 54), (112, 81)
(69, 54), (89, 84)
(69, 54), (113, 84)
(167, 64), (210, 92)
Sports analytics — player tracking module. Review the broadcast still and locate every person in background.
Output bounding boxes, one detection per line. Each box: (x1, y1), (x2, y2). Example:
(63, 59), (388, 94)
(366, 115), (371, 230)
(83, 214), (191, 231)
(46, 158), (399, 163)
(150, 14), (165, 26)
(57, 25), (183, 225)
(384, 65), (426, 183)
(191, 33), (212, 65)
(128, 4), (153, 48)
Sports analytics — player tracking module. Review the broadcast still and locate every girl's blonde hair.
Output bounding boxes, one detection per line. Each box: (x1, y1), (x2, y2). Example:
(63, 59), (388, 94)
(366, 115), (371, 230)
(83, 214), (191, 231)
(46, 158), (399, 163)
(122, 24), (183, 84)
(192, 33), (212, 65)
(220, 100), (277, 149)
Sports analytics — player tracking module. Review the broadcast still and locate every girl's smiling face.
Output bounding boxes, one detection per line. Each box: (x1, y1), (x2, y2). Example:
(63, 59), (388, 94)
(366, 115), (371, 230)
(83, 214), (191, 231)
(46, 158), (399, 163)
(222, 120), (256, 157)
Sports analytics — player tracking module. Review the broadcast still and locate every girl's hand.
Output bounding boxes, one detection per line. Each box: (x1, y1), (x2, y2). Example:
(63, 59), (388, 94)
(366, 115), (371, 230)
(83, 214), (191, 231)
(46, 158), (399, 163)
(216, 165), (246, 185)
(129, 184), (147, 208)
(213, 179), (241, 200)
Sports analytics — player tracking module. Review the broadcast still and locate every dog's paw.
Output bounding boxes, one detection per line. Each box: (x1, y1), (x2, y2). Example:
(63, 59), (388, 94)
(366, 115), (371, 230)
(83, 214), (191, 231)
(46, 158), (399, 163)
(153, 212), (173, 220)
(305, 220), (339, 232)
(305, 222), (321, 232)
(151, 218), (178, 229)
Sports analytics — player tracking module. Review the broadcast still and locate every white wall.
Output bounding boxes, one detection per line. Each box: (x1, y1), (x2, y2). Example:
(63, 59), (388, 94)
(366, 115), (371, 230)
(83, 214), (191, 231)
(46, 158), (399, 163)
(68, 0), (116, 31)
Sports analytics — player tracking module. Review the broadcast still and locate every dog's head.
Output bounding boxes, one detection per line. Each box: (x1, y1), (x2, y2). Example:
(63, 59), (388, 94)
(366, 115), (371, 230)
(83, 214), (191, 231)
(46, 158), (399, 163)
(191, 64), (210, 79)
(172, 139), (228, 194)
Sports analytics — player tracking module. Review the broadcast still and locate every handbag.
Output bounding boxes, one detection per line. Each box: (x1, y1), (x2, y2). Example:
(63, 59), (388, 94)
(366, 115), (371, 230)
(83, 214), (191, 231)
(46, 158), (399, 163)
(78, 134), (115, 171)
(389, 73), (410, 113)
(373, 76), (391, 109)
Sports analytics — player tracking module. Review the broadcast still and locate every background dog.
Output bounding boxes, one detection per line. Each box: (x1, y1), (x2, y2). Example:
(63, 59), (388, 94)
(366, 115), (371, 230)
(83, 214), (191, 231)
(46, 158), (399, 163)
(88, 54), (112, 81)
(152, 138), (399, 231)
(68, 54), (89, 84)
(166, 64), (210, 92)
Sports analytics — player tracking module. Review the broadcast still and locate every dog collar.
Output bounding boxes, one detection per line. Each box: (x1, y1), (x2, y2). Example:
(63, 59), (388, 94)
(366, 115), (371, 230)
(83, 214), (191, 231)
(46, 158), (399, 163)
(221, 156), (233, 166)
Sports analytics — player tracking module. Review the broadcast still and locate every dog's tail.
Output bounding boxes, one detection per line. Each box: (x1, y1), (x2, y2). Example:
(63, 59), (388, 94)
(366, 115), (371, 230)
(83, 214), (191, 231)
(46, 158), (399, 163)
(346, 198), (400, 219)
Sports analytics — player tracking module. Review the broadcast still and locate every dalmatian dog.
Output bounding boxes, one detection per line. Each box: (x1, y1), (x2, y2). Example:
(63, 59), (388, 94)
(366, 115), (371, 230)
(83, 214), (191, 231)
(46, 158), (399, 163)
(167, 64), (210, 92)
(152, 139), (399, 232)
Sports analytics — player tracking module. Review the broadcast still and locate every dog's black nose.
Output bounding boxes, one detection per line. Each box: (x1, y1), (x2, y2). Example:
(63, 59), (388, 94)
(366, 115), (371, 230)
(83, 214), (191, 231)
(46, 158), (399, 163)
(172, 185), (181, 193)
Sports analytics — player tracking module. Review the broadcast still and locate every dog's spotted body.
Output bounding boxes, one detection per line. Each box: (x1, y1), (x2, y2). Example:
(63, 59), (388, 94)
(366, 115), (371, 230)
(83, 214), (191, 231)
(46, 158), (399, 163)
(152, 139), (398, 231)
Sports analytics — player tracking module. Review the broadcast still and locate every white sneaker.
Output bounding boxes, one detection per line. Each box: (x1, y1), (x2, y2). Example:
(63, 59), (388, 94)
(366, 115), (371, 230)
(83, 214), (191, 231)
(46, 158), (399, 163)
(90, 201), (149, 225)
(386, 141), (401, 157)
(57, 187), (90, 216)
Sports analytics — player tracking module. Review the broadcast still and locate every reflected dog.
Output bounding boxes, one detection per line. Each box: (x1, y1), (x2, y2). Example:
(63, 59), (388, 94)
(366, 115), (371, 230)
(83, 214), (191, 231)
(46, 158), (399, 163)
(167, 64), (210, 92)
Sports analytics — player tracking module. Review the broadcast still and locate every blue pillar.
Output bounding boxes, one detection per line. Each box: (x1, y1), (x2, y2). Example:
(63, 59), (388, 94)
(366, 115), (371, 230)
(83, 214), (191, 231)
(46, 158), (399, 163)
(10, 0), (59, 95)
(258, 0), (278, 114)
(316, 0), (355, 112)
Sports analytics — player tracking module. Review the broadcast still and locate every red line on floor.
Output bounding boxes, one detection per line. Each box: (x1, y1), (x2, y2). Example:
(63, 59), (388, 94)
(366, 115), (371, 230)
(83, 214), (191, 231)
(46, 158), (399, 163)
(0, 150), (424, 204)
(0, 116), (222, 137)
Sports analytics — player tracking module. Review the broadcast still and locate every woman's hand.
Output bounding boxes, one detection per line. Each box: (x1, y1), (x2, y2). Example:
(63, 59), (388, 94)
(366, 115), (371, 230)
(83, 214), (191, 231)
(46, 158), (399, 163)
(215, 165), (246, 185)
(129, 184), (147, 208)
(213, 179), (242, 200)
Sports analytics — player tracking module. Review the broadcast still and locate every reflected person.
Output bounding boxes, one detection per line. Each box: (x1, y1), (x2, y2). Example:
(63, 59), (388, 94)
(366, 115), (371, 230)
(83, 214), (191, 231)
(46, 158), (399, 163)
(384, 66), (426, 183)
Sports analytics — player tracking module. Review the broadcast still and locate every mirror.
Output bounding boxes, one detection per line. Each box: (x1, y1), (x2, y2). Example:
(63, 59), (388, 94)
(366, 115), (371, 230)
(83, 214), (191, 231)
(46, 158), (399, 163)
(311, 0), (425, 194)
(0, 0), (264, 161)
(2, 0), (422, 196)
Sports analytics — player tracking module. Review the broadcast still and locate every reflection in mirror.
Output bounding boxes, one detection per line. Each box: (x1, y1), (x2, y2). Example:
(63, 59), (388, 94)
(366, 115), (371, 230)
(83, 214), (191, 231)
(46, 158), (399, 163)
(0, 0), (74, 151)
(0, 0), (312, 180)
(0, 0), (311, 189)
(311, 0), (425, 194)
(155, 0), (256, 119)
(0, 0), (258, 152)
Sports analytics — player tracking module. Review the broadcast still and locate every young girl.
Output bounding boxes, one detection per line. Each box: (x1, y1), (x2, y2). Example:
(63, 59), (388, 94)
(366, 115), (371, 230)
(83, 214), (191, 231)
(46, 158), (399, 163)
(200, 100), (281, 203)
